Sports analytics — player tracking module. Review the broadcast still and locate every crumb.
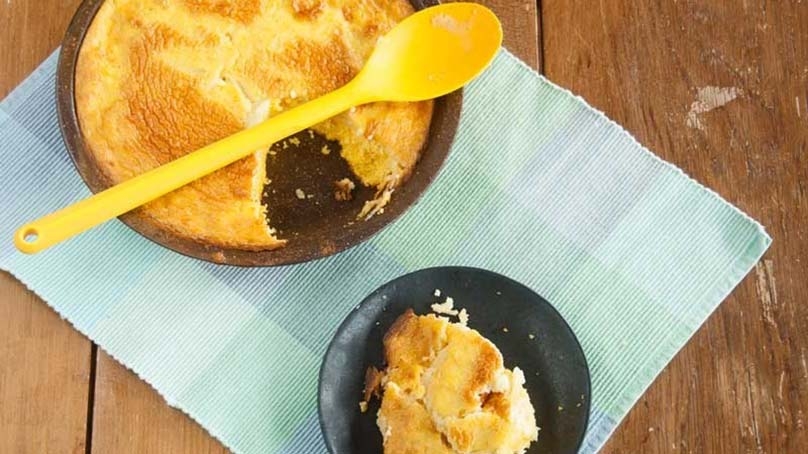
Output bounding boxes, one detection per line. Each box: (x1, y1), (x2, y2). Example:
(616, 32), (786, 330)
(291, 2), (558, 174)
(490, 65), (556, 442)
(434, 289), (441, 297)
(321, 145), (331, 155)
(558, 406), (564, 412)
(268, 149), (277, 156)
(528, 334), (535, 340)
(335, 178), (356, 201)
(289, 89), (297, 99)
(358, 175), (398, 220)
(375, 321), (380, 326)
(503, 327), (509, 333)
(282, 141), (289, 149)
(295, 189), (306, 200)
(431, 298), (458, 316)
(264, 178), (272, 185)
(367, 134), (374, 141)
(576, 403), (582, 407)
(458, 308), (469, 326)
(496, 291), (502, 296)
(308, 129), (315, 138)
(358, 188), (392, 219)
(359, 401), (368, 413)
(349, 106), (357, 113)
(289, 137), (301, 146)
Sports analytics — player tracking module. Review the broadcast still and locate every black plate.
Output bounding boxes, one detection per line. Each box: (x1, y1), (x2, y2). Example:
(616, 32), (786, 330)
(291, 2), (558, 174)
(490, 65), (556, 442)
(318, 267), (591, 454)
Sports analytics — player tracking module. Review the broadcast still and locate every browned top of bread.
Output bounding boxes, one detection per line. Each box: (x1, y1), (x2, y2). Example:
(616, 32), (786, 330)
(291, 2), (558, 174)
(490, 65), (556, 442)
(376, 309), (539, 454)
(76, 0), (432, 249)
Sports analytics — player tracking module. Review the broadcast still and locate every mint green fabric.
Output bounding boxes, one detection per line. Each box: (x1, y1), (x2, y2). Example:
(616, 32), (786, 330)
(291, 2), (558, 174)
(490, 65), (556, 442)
(0, 49), (770, 453)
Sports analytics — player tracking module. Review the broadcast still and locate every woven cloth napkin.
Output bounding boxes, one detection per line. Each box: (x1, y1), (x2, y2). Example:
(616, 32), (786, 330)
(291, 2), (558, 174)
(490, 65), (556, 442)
(1, 49), (770, 453)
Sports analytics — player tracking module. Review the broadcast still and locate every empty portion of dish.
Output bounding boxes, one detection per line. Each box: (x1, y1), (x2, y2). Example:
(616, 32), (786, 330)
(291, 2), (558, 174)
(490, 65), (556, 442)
(366, 309), (539, 454)
(75, 0), (433, 250)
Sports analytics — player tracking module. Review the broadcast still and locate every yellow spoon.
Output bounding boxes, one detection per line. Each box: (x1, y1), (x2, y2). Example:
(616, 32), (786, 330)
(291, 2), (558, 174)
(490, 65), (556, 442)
(14, 2), (502, 254)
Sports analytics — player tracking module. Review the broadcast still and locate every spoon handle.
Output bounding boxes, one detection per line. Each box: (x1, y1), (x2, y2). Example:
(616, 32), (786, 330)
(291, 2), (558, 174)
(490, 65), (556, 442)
(14, 82), (365, 254)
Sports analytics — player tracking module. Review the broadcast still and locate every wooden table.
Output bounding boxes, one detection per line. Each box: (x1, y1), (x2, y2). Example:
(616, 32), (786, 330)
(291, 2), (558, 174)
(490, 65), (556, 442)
(1, 1), (806, 452)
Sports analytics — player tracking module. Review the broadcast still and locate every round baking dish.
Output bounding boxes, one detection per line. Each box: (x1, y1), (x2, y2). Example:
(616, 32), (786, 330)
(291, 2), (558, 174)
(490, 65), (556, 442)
(56, 0), (462, 266)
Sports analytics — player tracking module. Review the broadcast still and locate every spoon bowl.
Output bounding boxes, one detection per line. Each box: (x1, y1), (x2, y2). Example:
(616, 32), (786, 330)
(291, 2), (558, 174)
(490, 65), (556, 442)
(358, 2), (503, 102)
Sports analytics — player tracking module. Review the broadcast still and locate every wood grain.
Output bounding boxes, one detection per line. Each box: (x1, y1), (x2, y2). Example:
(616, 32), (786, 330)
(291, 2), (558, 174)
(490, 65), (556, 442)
(1, 2), (91, 454)
(0, 0), (83, 99)
(480, 0), (540, 69)
(9, 0), (807, 453)
(90, 352), (230, 454)
(0, 273), (91, 454)
(542, 0), (808, 452)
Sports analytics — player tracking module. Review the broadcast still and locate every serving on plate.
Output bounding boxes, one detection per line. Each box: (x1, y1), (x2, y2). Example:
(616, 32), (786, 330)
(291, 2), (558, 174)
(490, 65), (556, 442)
(319, 267), (591, 454)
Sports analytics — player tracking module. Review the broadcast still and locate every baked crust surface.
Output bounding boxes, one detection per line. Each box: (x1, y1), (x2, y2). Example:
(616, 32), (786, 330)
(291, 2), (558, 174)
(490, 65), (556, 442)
(377, 310), (540, 453)
(76, 0), (433, 249)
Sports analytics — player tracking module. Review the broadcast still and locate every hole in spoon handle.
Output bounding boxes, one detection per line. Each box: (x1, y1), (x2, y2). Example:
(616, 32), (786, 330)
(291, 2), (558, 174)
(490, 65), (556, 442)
(14, 225), (44, 254)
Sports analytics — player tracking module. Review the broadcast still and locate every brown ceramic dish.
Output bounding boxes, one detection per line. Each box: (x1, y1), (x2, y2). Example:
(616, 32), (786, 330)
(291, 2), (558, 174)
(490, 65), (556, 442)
(56, 0), (461, 267)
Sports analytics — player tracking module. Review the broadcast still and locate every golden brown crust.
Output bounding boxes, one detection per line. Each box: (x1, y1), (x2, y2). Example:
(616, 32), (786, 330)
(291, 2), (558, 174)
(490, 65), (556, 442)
(422, 320), (504, 418)
(377, 310), (539, 454)
(182, 0), (262, 24)
(382, 308), (416, 348)
(362, 365), (384, 406)
(378, 384), (453, 453)
(383, 310), (448, 398)
(75, 0), (432, 250)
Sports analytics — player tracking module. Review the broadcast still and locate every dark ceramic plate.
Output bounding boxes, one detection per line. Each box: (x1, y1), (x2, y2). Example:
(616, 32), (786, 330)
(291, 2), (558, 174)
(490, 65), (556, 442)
(319, 267), (591, 454)
(56, 0), (461, 266)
